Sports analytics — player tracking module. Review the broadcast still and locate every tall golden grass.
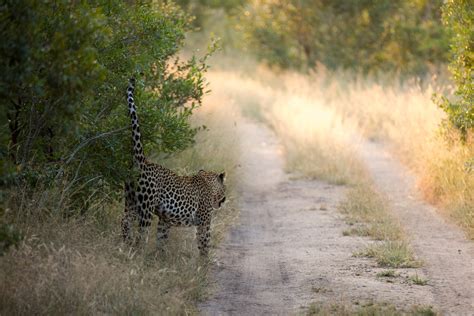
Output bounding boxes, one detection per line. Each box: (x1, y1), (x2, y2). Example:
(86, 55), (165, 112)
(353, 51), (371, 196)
(207, 66), (473, 238)
(206, 70), (365, 185)
(321, 74), (473, 238)
(0, 95), (241, 314)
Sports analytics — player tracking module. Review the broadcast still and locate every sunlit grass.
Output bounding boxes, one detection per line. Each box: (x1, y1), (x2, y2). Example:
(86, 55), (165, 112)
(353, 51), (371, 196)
(267, 94), (363, 185)
(319, 73), (473, 238)
(207, 70), (365, 185)
(213, 65), (474, 238)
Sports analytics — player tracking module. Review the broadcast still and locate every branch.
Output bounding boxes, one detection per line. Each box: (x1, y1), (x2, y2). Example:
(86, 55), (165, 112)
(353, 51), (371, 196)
(64, 127), (127, 165)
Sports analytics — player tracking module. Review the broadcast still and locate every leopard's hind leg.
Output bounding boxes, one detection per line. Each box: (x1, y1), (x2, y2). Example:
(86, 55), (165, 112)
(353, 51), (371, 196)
(156, 216), (171, 249)
(136, 202), (152, 245)
(123, 180), (153, 246)
(122, 181), (136, 243)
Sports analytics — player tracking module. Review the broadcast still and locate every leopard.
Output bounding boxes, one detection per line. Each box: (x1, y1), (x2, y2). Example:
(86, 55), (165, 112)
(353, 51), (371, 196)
(121, 78), (226, 256)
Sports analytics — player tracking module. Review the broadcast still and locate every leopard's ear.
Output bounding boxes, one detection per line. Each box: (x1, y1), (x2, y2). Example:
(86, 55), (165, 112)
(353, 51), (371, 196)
(218, 172), (226, 182)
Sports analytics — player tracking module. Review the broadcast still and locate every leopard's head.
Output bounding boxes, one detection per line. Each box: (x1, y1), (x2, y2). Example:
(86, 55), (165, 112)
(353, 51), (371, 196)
(198, 170), (226, 209)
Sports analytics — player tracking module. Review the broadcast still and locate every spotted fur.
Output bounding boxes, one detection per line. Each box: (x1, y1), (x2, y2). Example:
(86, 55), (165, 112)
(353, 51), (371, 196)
(121, 78), (226, 255)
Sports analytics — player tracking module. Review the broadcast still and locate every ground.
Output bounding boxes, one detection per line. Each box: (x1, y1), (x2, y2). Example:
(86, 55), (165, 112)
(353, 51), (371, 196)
(199, 120), (473, 315)
(358, 141), (473, 314)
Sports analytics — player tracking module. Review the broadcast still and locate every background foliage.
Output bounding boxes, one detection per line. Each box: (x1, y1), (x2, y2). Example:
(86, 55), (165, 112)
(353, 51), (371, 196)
(239, 0), (450, 76)
(179, 0), (472, 137)
(175, 0), (245, 28)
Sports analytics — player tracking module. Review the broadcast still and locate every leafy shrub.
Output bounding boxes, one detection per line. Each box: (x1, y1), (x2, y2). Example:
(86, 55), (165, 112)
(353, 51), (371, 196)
(0, 1), (213, 217)
(0, 223), (22, 256)
(438, 0), (473, 139)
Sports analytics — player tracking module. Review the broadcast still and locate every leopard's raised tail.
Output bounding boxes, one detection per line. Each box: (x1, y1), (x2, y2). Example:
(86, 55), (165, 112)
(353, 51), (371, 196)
(121, 79), (226, 256)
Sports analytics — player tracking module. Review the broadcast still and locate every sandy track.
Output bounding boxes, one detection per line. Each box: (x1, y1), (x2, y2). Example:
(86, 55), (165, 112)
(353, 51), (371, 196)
(200, 122), (438, 315)
(357, 141), (474, 315)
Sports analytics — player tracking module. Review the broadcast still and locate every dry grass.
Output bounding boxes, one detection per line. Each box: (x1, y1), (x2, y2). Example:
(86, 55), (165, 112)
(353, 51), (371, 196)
(208, 65), (472, 238)
(206, 70), (365, 185)
(0, 216), (208, 314)
(340, 182), (419, 268)
(0, 98), (241, 314)
(340, 184), (402, 241)
(319, 73), (473, 238)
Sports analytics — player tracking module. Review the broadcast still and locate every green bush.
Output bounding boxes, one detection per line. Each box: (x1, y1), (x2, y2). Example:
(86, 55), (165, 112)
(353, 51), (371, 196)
(0, 1), (212, 216)
(0, 223), (22, 256)
(438, 0), (474, 139)
(240, 0), (449, 76)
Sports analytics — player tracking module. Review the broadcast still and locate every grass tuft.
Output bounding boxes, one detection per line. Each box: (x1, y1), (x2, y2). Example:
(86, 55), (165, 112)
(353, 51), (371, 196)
(376, 269), (398, 278)
(410, 305), (437, 316)
(409, 274), (429, 286)
(361, 241), (421, 268)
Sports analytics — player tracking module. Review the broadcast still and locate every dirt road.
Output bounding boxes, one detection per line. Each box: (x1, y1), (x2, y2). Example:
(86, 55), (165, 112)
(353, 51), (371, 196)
(358, 141), (474, 315)
(199, 121), (454, 315)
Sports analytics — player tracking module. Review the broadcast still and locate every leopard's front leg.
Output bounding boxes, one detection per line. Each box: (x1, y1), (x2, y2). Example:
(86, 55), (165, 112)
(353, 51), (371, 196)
(136, 202), (152, 246)
(197, 222), (211, 256)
